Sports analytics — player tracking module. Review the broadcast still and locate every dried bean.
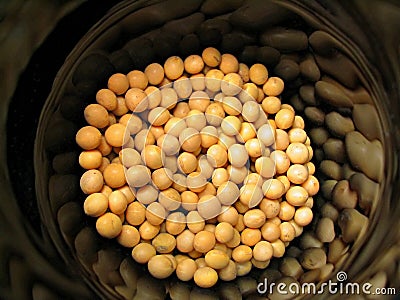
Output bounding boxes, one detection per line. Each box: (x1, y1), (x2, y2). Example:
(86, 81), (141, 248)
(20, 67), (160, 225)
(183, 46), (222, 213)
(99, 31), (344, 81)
(72, 53), (115, 88)
(315, 80), (353, 108)
(342, 164), (356, 180)
(314, 54), (359, 89)
(322, 138), (346, 163)
(74, 227), (99, 265)
(352, 104), (381, 141)
(256, 46), (281, 67)
(119, 258), (139, 289)
(198, 28), (221, 47)
(345, 131), (383, 182)
(299, 85), (317, 106)
(349, 172), (379, 214)
(219, 283), (242, 300)
(110, 49), (134, 74)
(304, 107), (325, 126)
(60, 95), (87, 122)
(260, 27), (308, 52)
(316, 217), (335, 243)
(338, 208), (368, 243)
(332, 180), (358, 210)
(134, 275), (165, 300)
(321, 202), (339, 222)
(281, 53), (301, 63)
(179, 34), (201, 56)
(279, 257), (303, 279)
(273, 59), (300, 81)
(325, 111), (355, 138)
(319, 160), (343, 181)
(239, 46), (258, 65)
(319, 263), (334, 281)
(299, 269), (320, 284)
(327, 238), (348, 264)
(57, 201), (84, 238)
(309, 127), (329, 147)
(125, 38), (155, 70)
(258, 269), (282, 284)
(322, 75), (373, 104)
(169, 282), (190, 300)
(220, 33), (245, 54)
(300, 248), (327, 270)
(44, 119), (77, 153)
(49, 174), (80, 213)
(289, 94), (305, 112)
(299, 54), (321, 82)
(237, 277), (258, 296)
(309, 31), (339, 56)
(52, 151), (79, 174)
(154, 32), (180, 59)
(299, 232), (324, 250)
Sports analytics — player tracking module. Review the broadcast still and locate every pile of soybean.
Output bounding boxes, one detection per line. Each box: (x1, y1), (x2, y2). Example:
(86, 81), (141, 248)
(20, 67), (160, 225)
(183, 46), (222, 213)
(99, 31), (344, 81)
(45, 1), (384, 298)
(76, 47), (320, 288)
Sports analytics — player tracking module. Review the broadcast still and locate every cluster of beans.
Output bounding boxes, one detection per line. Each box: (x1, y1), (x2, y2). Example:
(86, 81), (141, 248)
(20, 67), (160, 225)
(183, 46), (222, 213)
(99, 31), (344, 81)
(41, 1), (389, 298)
(75, 46), (319, 288)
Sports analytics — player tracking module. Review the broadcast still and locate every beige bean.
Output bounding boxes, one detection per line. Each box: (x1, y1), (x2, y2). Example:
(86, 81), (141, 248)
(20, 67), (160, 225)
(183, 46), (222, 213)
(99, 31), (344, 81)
(309, 127), (329, 147)
(314, 54), (359, 89)
(309, 30), (341, 55)
(133, 274), (165, 299)
(298, 85), (317, 106)
(279, 257), (303, 279)
(218, 283), (242, 300)
(319, 263), (334, 281)
(236, 277), (258, 296)
(304, 107), (325, 126)
(319, 160), (343, 181)
(300, 247), (327, 270)
(321, 202), (339, 222)
(260, 27), (308, 51)
(332, 180), (358, 210)
(299, 269), (321, 284)
(322, 138), (346, 163)
(342, 163), (356, 180)
(274, 58), (300, 82)
(325, 111), (355, 138)
(321, 179), (337, 200)
(299, 54), (320, 82)
(169, 282), (191, 300)
(345, 131), (383, 182)
(299, 232), (324, 249)
(338, 208), (368, 243)
(316, 217), (335, 243)
(285, 246), (303, 259)
(349, 172), (379, 215)
(327, 238), (348, 264)
(315, 80), (353, 108)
